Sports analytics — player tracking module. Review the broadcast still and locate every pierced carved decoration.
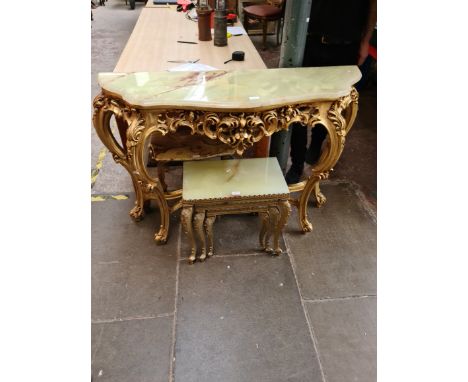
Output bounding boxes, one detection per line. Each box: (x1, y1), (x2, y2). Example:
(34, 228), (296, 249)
(92, 87), (359, 242)
(327, 88), (360, 150)
(141, 104), (320, 155)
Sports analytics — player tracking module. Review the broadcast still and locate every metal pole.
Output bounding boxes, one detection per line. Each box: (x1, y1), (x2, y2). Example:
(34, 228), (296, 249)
(270, 0), (313, 172)
(279, 0), (313, 68)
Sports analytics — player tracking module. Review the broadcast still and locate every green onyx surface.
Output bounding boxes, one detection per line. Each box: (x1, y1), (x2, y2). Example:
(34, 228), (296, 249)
(182, 157), (289, 201)
(98, 66), (361, 110)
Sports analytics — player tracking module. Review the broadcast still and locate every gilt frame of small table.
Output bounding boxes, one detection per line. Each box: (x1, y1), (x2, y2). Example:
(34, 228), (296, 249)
(181, 196), (291, 263)
(92, 66), (360, 244)
(181, 158), (291, 263)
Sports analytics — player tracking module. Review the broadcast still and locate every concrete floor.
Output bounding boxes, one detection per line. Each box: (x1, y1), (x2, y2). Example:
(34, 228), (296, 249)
(91, 2), (377, 381)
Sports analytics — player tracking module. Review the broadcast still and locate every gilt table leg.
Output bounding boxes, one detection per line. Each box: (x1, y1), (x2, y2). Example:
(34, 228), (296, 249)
(296, 91), (358, 232)
(268, 206), (281, 255)
(204, 215), (216, 258)
(313, 182), (327, 208)
(193, 211), (207, 262)
(298, 176), (316, 233)
(181, 206), (196, 263)
(93, 95), (148, 222)
(259, 211), (270, 251)
(153, 189), (170, 244)
(276, 200), (291, 253)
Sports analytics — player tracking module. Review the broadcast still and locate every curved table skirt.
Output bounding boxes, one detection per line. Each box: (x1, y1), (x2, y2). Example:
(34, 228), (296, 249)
(93, 88), (359, 243)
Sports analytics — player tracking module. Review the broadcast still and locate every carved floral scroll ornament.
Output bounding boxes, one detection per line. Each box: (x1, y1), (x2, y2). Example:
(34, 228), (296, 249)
(92, 87), (359, 242)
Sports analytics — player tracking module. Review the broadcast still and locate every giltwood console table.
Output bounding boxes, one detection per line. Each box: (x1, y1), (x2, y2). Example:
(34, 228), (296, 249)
(93, 66), (360, 244)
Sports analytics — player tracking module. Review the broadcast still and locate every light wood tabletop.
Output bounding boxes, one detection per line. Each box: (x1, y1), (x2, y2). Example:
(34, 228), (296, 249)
(113, 4), (269, 156)
(114, 5), (266, 73)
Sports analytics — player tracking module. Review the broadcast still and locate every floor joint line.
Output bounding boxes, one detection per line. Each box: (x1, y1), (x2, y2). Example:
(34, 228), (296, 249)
(303, 294), (376, 303)
(283, 234), (328, 382)
(91, 312), (173, 324)
(178, 251), (266, 261)
(169, 223), (182, 382)
(327, 178), (377, 221)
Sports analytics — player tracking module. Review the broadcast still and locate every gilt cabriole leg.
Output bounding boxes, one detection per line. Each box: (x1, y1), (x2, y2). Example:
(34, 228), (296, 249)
(194, 211), (207, 262)
(93, 94), (172, 242)
(259, 212), (269, 251)
(314, 182), (327, 208)
(264, 211), (274, 254)
(92, 96), (147, 222)
(311, 135), (330, 208)
(128, 179), (146, 222)
(126, 114), (171, 244)
(204, 216), (216, 258)
(275, 200), (291, 255)
(268, 206), (281, 255)
(297, 90), (359, 232)
(152, 189), (170, 244)
(181, 206), (196, 264)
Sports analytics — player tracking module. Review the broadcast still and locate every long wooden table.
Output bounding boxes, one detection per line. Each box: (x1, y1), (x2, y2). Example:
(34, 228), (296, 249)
(114, 5), (268, 156)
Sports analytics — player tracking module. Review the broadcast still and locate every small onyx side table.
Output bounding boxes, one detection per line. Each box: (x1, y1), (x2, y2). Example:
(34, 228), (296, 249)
(181, 157), (291, 264)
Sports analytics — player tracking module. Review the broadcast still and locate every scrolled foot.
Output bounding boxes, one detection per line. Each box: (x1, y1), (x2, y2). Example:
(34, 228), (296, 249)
(313, 182), (327, 208)
(207, 246), (214, 257)
(315, 191), (327, 208)
(154, 228), (168, 244)
(129, 205), (144, 222)
(301, 219), (313, 233)
(188, 251), (196, 264)
(273, 248), (283, 256)
(198, 249), (207, 262)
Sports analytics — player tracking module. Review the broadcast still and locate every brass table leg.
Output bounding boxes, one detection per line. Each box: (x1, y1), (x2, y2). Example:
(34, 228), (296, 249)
(296, 89), (359, 232)
(267, 206), (281, 255)
(181, 206), (196, 263)
(259, 212), (271, 252)
(276, 200), (291, 253)
(193, 211), (207, 262)
(204, 215), (216, 258)
(152, 190), (170, 244)
(93, 94), (171, 244)
(314, 182), (327, 208)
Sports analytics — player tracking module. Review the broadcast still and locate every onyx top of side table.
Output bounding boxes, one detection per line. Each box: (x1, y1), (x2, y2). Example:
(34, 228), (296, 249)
(93, 66), (361, 244)
(181, 157), (290, 263)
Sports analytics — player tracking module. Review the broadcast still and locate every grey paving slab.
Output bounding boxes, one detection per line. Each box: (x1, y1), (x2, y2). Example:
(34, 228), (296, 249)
(92, 198), (179, 320)
(174, 255), (322, 382)
(92, 152), (135, 194)
(305, 297), (376, 382)
(92, 155), (164, 194)
(180, 213), (286, 259)
(92, 316), (173, 382)
(284, 182), (376, 299)
(333, 90), (377, 206)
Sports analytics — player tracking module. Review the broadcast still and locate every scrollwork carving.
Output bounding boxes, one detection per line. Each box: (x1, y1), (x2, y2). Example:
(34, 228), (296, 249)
(93, 88), (359, 242)
(141, 104), (321, 155)
(327, 87), (359, 150)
